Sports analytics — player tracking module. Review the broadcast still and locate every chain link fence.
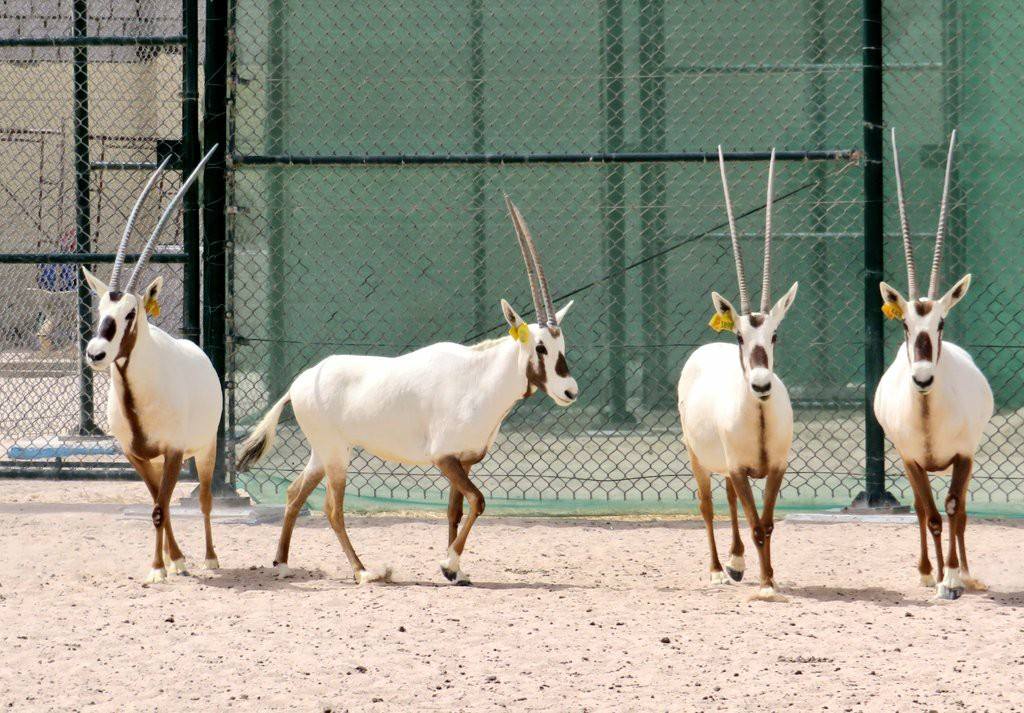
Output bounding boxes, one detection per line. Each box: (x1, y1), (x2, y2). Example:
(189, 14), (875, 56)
(224, 0), (1023, 514)
(0, 0), (200, 477)
(1, 1), (1021, 514)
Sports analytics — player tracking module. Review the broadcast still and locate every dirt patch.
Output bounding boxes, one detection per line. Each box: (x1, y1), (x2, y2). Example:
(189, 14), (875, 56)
(0, 480), (1022, 711)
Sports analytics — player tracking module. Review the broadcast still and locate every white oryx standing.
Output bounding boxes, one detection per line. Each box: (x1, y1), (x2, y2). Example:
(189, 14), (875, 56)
(237, 196), (579, 585)
(874, 129), (993, 600)
(678, 148), (799, 601)
(82, 147), (222, 584)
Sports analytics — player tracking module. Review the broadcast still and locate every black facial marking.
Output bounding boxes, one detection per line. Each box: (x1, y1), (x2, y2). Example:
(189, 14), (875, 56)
(126, 309), (136, 324)
(914, 332), (933, 362)
(98, 316), (116, 341)
(914, 300), (933, 316)
(749, 313), (766, 328)
(736, 334), (744, 345)
(750, 345), (769, 369)
(554, 352), (570, 377)
(536, 344), (548, 356)
(108, 291), (124, 302)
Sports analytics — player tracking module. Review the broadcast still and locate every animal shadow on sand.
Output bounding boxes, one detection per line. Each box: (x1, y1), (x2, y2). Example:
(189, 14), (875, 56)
(197, 565), (330, 591)
(787, 584), (944, 608)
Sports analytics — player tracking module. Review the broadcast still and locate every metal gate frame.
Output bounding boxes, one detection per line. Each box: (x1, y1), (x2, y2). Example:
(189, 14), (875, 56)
(0, 0), (201, 480)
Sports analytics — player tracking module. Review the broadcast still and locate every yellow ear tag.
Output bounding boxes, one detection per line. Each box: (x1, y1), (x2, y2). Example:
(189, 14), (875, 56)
(508, 323), (530, 343)
(708, 312), (734, 332)
(144, 295), (161, 319)
(881, 301), (902, 320)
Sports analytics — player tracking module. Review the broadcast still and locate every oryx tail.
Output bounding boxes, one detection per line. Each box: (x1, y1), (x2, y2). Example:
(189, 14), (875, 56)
(237, 392), (292, 471)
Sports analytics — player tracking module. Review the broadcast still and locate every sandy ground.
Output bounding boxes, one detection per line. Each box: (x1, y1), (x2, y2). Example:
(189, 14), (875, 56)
(0, 480), (1022, 712)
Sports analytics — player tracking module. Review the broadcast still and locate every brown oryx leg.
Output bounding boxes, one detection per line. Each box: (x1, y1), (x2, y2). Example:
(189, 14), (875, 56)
(126, 453), (167, 583)
(193, 444), (220, 569)
(145, 451), (182, 584)
(758, 467), (785, 593)
(437, 456), (484, 585)
(908, 476), (934, 586)
(729, 471), (785, 602)
(938, 456), (971, 600)
(272, 451), (326, 577)
(129, 454), (186, 575)
(953, 461), (985, 591)
(725, 478), (745, 581)
(323, 455), (390, 585)
(447, 486), (464, 549)
(905, 460), (945, 591)
(691, 455), (726, 585)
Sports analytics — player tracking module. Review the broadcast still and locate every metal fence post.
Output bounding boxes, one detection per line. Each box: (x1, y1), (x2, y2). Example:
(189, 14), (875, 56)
(181, 0), (201, 346)
(601, 0), (631, 424)
(203, 0), (237, 495)
(469, 0), (488, 336)
(639, 0), (670, 408)
(72, 0), (100, 436)
(854, 0), (898, 509)
(266, 0), (287, 403)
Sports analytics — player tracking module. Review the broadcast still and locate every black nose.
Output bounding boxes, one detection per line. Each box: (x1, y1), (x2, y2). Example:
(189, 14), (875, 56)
(913, 375), (934, 389)
(564, 389), (577, 401)
(751, 382), (771, 394)
(89, 351), (106, 362)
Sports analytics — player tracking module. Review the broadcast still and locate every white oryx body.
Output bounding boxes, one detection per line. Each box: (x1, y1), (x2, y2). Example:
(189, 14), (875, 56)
(82, 146), (223, 584)
(677, 147), (799, 601)
(238, 197), (578, 585)
(873, 129), (993, 600)
(679, 342), (793, 478)
(104, 315), (222, 461)
(286, 337), (547, 468)
(875, 341), (991, 473)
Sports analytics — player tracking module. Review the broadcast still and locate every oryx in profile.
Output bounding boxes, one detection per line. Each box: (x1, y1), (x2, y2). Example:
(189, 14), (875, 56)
(874, 129), (993, 600)
(237, 196), (578, 585)
(82, 147), (223, 584)
(677, 148), (798, 601)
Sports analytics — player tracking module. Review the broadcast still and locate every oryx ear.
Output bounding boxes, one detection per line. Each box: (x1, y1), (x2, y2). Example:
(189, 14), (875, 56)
(81, 267), (108, 296)
(554, 299), (574, 323)
(143, 276), (163, 302)
(710, 292), (738, 332)
(879, 281), (908, 319)
(941, 274), (971, 313)
(501, 299), (525, 329)
(770, 282), (799, 322)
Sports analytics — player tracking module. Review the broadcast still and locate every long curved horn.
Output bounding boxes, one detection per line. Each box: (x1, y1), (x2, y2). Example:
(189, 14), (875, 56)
(125, 145), (217, 294)
(504, 194), (547, 326)
(519, 211), (557, 329)
(718, 145), (750, 314)
(928, 130), (956, 299)
(760, 148), (776, 313)
(108, 155), (172, 292)
(891, 128), (918, 299)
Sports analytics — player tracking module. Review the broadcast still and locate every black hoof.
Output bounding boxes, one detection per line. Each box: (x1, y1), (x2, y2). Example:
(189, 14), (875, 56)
(455, 577), (473, 587)
(937, 585), (963, 601)
(441, 566), (458, 582)
(725, 567), (744, 582)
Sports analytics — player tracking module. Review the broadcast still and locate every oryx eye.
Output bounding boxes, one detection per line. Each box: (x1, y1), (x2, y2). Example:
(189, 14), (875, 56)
(771, 333), (778, 344)
(536, 344), (548, 356)
(126, 309), (136, 323)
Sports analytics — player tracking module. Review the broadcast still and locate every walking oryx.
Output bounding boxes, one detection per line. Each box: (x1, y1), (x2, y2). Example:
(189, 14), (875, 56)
(874, 129), (993, 600)
(82, 147), (222, 584)
(237, 196), (579, 585)
(678, 148), (799, 601)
